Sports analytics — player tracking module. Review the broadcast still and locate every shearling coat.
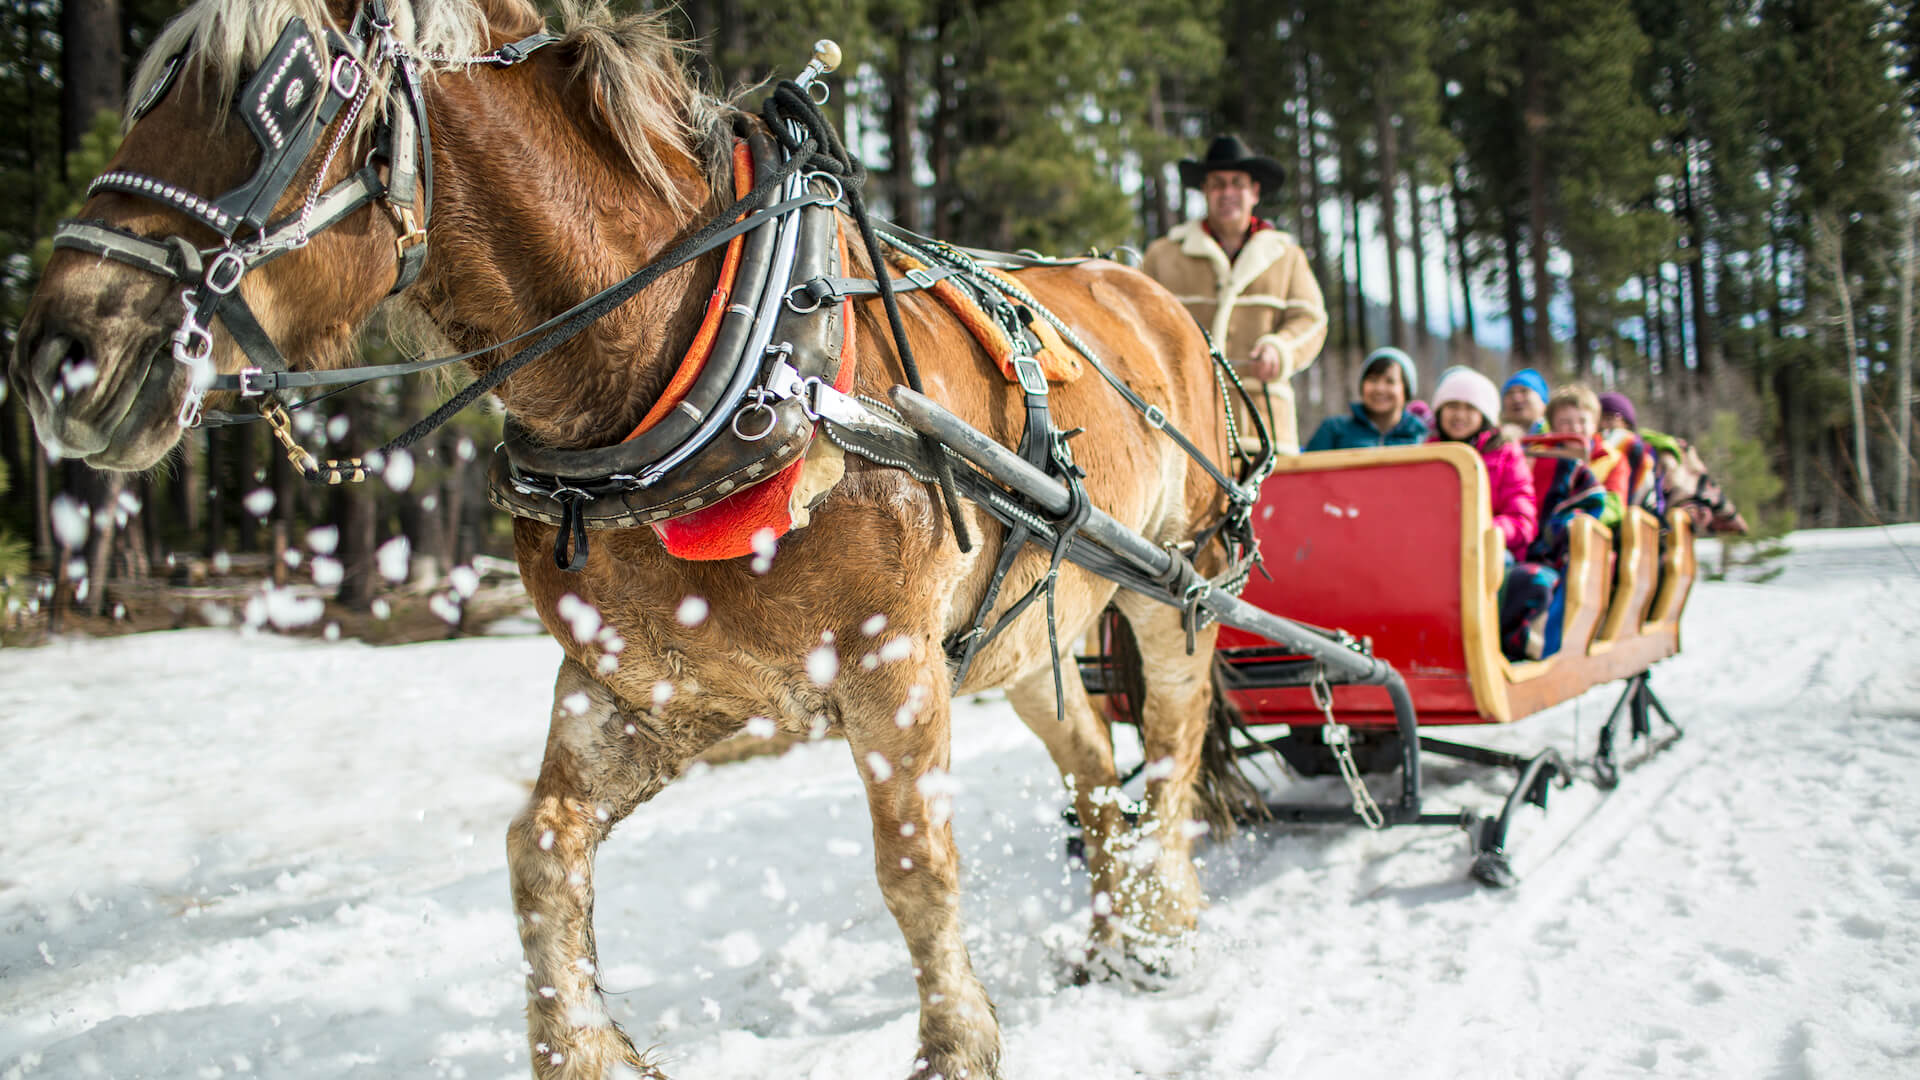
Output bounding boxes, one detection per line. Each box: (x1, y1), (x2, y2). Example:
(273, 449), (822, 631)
(1140, 219), (1329, 453)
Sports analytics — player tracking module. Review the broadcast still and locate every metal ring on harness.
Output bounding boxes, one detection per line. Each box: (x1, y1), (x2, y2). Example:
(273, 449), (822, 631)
(730, 393), (779, 442)
(806, 80), (830, 105)
(784, 282), (824, 314)
(803, 170), (844, 206)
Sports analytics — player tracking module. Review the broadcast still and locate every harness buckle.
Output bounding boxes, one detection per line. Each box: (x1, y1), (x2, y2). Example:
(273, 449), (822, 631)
(329, 53), (364, 99)
(1010, 354), (1048, 397)
(1143, 403), (1167, 430)
(386, 201), (425, 257)
(204, 250), (246, 295)
(905, 267), (937, 290)
(237, 367), (268, 397)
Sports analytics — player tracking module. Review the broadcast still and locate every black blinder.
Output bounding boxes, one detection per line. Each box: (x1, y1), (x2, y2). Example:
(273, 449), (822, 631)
(211, 18), (357, 234)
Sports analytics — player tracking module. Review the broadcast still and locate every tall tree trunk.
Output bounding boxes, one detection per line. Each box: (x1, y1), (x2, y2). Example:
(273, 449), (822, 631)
(930, 0), (958, 239)
(1448, 169), (1477, 347)
(203, 427), (226, 558)
(1645, 272), (1668, 381)
(59, 0), (121, 160)
(1502, 206), (1529, 360)
(1678, 134), (1717, 383)
(1524, 53), (1553, 370)
(1348, 187), (1370, 354)
(1375, 84), (1406, 349)
(881, 23), (921, 232)
(1571, 289), (1592, 377)
(1408, 175), (1435, 374)
(1815, 213), (1876, 515)
(1897, 177), (1915, 521)
(1144, 81), (1173, 239)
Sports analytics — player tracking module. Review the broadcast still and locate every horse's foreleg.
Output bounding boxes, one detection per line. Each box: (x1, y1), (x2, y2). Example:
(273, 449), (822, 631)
(847, 671), (1002, 1080)
(509, 659), (713, 1080)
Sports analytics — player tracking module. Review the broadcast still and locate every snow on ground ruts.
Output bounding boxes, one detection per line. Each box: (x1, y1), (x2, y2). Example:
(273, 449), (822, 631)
(3, 526), (1918, 1079)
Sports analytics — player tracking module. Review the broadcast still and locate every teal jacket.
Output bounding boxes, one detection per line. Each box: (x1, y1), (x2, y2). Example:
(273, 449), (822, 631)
(1304, 403), (1429, 451)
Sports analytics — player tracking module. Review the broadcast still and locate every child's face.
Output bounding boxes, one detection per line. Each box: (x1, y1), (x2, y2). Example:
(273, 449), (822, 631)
(1360, 367), (1406, 416)
(1438, 401), (1483, 441)
(1550, 406), (1596, 438)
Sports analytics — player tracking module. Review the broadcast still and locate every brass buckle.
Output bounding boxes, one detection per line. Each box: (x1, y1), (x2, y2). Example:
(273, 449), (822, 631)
(384, 200), (425, 258)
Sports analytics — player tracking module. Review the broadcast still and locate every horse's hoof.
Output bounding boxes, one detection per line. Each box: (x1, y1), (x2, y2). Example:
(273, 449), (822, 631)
(1067, 935), (1189, 990)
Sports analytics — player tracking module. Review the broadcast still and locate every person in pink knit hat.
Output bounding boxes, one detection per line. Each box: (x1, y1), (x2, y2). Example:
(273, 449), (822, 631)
(1429, 367), (1537, 560)
(1429, 367), (1553, 660)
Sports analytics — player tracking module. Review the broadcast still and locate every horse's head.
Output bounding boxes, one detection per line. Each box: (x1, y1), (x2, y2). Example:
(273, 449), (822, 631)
(10, 0), (440, 470)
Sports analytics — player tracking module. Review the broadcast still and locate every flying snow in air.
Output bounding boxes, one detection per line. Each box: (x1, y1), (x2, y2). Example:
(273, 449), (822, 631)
(310, 558), (344, 588)
(750, 527), (779, 574)
(556, 594), (603, 645)
(383, 449), (415, 492)
(50, 495), (88, 548)
(306, 526), (340, 555)
(676, 595), (709, 627)
(376, 537), (412, 582)
(62, 359), (98, 392)
(247, 586), (323, 630)
(244, 488), (276, 518)
(429, 592), (462, 625)
(807, 645), (840, 686)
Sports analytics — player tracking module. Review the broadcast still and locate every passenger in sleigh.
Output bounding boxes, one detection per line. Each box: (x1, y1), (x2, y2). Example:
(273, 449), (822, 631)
(1427, 368), (1549, 662)
(1594, 391), (1666, 519)
(1302, 346), (1428, 450)
(1515, 384), (1617, 657)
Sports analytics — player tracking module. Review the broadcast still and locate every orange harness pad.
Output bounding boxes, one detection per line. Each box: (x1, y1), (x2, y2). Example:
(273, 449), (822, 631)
(883, 250), (1084, 383)
(639, 194), (1075, 561)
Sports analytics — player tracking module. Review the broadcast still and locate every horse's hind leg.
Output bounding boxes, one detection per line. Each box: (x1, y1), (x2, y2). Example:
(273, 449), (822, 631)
(509, 659), (723, 1080)
(1106, 593), (1222, 941)
(844, 659), (1002, 1080)
(1008, 598), (1218, 963)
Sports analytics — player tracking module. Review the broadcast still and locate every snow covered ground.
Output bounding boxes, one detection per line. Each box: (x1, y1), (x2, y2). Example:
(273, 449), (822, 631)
(3, 526), (1918, 1080)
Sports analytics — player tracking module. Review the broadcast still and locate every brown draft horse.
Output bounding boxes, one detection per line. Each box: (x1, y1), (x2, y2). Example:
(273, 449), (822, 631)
(11, 2), (1246, 1076)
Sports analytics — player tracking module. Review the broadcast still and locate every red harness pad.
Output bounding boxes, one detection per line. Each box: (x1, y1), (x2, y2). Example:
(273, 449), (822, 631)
(653, 296), (856, 560)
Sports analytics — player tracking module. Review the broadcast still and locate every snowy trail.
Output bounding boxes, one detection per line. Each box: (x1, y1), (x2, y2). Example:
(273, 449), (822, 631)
(3, 527), (1919, 1080)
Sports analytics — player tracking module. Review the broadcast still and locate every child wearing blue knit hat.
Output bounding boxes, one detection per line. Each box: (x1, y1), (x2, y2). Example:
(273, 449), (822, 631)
(1501, 368), (1550, 435)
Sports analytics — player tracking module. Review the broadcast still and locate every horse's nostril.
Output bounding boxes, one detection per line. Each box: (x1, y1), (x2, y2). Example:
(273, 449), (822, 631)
(32, 330), (99, 401)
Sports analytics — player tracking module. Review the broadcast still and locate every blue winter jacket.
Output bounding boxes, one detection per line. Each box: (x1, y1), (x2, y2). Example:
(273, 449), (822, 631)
(1303, 403), (1429, 451)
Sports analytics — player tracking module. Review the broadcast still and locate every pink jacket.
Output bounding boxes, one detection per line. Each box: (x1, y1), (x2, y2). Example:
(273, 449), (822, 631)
(1434, 429), (1538, 561)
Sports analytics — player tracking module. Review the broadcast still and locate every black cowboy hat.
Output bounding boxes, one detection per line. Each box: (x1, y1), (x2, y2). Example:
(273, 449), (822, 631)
(1177, 134), (1287, 195)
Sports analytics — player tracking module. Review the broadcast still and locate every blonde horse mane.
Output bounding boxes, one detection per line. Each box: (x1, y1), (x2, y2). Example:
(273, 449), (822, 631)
(128, 0), (730, 210)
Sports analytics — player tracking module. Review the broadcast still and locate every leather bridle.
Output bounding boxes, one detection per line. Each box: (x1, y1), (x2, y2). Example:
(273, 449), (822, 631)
(49, 0), (554, 428)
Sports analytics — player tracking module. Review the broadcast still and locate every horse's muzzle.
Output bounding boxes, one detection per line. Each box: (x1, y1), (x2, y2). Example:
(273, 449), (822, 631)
(12, 314), (184, 469)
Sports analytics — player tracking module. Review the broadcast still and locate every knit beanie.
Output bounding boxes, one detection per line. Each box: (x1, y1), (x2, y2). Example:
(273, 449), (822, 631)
(1362, 346), (1418, 397)
(1502, 368), (1549, 405)
(1431, 367), (1501, 431)
(1597, 391), (1637, 427)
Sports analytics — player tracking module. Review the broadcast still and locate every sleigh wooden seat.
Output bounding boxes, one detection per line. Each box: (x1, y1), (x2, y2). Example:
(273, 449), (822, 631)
(1219, 443), (1697, 729)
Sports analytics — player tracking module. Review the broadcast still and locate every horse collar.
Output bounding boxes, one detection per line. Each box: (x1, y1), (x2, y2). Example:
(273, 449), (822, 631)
(489, 123), (860, 568)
